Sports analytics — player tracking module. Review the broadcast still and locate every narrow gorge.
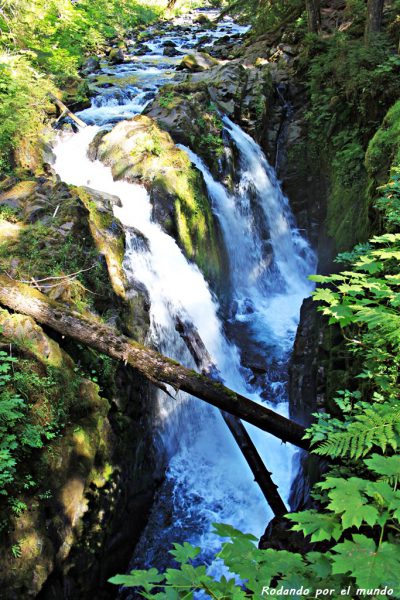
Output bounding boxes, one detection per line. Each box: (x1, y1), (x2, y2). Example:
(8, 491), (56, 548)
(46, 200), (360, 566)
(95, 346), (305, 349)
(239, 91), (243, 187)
(1, 1), (400, 598)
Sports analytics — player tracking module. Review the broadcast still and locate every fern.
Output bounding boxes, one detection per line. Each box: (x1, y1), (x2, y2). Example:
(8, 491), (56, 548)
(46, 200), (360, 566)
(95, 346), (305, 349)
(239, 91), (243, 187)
(312, 404), (400, 459)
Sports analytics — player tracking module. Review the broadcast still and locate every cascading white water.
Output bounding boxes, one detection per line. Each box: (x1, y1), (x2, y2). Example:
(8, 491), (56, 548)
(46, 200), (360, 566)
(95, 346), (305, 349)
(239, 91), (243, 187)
(181, 124), (316, 358)
(53, 122), (293, 564)
(51, 8), (315, 582)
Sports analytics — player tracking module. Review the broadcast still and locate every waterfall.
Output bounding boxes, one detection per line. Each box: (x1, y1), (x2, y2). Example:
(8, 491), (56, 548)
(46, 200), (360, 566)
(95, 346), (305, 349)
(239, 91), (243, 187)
(51, 7), (315, 582)
(181, 122), (316, 359)
(53, 124), (293, 569)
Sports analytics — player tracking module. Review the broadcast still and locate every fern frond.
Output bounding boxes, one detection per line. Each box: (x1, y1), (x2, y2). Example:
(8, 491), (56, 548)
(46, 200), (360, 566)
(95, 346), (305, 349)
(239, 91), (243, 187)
(314, 404), (400, 459)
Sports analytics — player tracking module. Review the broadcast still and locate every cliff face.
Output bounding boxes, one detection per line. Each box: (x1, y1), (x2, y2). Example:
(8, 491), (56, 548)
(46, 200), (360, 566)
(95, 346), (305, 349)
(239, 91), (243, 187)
(0, 177), (161, 599)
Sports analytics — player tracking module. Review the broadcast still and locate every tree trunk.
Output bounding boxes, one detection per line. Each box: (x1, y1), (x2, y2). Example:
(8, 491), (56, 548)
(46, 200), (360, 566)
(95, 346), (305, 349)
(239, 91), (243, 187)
(48, 93), (87, 129)
(364, 0), (384, 43)
(175, 318), (287, 517)
(305, 0), (321, 33)
(0, 276), (309, 450)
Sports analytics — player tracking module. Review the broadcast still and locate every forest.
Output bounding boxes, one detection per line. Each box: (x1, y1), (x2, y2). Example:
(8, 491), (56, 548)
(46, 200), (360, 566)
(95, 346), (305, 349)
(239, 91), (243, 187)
(1, 0), (400, 598)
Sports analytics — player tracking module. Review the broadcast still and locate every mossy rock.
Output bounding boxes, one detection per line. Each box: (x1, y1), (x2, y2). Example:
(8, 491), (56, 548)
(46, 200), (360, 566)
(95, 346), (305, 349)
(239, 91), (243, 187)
(0, 309), (157, 599)
(177, 52), (219, 72)
(93, 115), (226, 285)
(76, 186), (127, 300)
(146, 62), (273, 160)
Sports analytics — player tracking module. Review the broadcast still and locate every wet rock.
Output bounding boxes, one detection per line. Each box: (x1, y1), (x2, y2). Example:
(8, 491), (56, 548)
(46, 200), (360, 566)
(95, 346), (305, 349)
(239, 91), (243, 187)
(196, 34), (212, 47)
(135, 43), (152, 56)
(163, 39), (177, 47)
(177, 52), (219, 72)
(82, 56), (100, 75)
(92, 115), (226, 286)
(163, 45), (182, 57)
(108, 47), (125, 65)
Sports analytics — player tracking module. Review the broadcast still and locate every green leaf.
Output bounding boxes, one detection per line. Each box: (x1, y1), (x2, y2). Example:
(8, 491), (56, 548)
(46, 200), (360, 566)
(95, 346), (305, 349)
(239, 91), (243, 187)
(165, 564), (211, 590)
(169, 542), (200, 564)
(364, 454), (400, 482)
(306, 552), (332, 579)
(332, 535), (400, 589)
(108, 568), (164, 592)
(320, 478), (379, 529)
(212, 523), (258, 541)
(312, 288), (339, 303)
(288, 510), (342, 542)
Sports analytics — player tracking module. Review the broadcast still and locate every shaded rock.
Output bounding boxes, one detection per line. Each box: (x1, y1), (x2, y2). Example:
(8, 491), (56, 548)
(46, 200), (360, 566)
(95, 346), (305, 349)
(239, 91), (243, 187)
(163, 40), (177, 48)
(146, 61), (272, 152)
(61, 76), (91, 111)
(76, 187), (127, 302)
(135, 44), (152, 56)
(0, 180), (38, 208)
(0, 312), (159, 600)
(163, 45), (182, 57)
(259, 515), (313, 553)
(108, 47), (124, 65)
(82, 56), (100, 75)
(194, 13), (214, 27)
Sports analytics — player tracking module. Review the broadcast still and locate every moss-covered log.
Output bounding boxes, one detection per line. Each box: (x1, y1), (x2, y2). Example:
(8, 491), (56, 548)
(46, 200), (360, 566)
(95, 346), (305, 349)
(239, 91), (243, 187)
(0, 276), (308, 449)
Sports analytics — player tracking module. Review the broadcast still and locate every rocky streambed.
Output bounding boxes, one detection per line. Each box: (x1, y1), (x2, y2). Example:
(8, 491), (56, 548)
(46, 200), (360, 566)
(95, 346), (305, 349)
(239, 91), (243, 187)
(0, 7), (323, 599)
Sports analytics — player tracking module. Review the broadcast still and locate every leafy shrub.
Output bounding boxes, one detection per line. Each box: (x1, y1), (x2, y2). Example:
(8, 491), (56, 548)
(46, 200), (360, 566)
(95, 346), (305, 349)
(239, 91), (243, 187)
(0, 1), (164, 173)
(109, 161), (400, 596)
(0, 55), (54, 174)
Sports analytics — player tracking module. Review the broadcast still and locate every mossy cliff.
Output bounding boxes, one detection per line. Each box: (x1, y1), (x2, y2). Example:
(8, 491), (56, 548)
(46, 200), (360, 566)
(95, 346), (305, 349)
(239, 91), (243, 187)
(0, 175), (159, 599)
(89, 114), (227, 287)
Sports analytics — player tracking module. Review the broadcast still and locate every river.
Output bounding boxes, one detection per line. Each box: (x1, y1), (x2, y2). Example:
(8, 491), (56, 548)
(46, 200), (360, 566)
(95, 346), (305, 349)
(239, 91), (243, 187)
(52, 7), (315, 590)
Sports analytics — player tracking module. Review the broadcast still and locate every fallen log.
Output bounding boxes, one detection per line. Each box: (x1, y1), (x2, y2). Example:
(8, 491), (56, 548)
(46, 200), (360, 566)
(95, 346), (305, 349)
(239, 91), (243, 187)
(175, 317), (287, 516)
(48, 93), (87, 129)
(0, 276), (309, 450)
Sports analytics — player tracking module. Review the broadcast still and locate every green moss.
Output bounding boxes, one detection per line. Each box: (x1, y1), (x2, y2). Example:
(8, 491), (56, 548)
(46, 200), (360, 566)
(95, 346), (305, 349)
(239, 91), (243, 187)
(365, 100), (400, 185)
(326, 131), (369, 251)
(97, 115), (224, 284)
(77, 187), (127, 299)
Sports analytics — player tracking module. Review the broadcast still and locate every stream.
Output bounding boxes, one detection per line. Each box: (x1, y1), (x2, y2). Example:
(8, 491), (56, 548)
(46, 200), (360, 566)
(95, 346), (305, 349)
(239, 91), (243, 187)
(52, 7), (316, 589)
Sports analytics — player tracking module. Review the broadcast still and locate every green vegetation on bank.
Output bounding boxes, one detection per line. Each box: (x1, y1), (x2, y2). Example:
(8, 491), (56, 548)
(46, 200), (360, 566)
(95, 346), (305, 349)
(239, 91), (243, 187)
(0, 0), (166, 174)
(110, 122), (400, 599)
(109, 1), (400, 595)
(301, 32), (400, 251)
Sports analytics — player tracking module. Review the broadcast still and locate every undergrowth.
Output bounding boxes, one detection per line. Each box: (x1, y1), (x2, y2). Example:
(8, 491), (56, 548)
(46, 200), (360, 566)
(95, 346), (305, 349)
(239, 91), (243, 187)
(109, 156), (400, 600)
(0, 0), (165, 174)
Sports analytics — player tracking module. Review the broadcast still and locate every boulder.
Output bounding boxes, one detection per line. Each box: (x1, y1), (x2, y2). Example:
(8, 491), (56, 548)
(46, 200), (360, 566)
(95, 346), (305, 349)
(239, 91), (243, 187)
(92, 115), (226, 285)
(0, 180), (38, 208)
(177, 52), (219, 72)
(135, 44), (152, 56)
(82, 56), (100, 75)
(194, 13), (214, 26)
(108, 47), (124, 65)
(163, 45), (182, 57)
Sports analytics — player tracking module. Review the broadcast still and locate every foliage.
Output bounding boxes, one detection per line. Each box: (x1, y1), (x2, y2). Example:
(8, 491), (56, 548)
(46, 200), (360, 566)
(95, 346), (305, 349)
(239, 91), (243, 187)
(0, 0), (165, 174)
(0, 349), (70, 499)
(365, 101), (400, 186)
(299, 33), (400, 251)
(0, 54), (55, 173)
(110, 153), (400, 596)
(221, 0), (305, 35)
